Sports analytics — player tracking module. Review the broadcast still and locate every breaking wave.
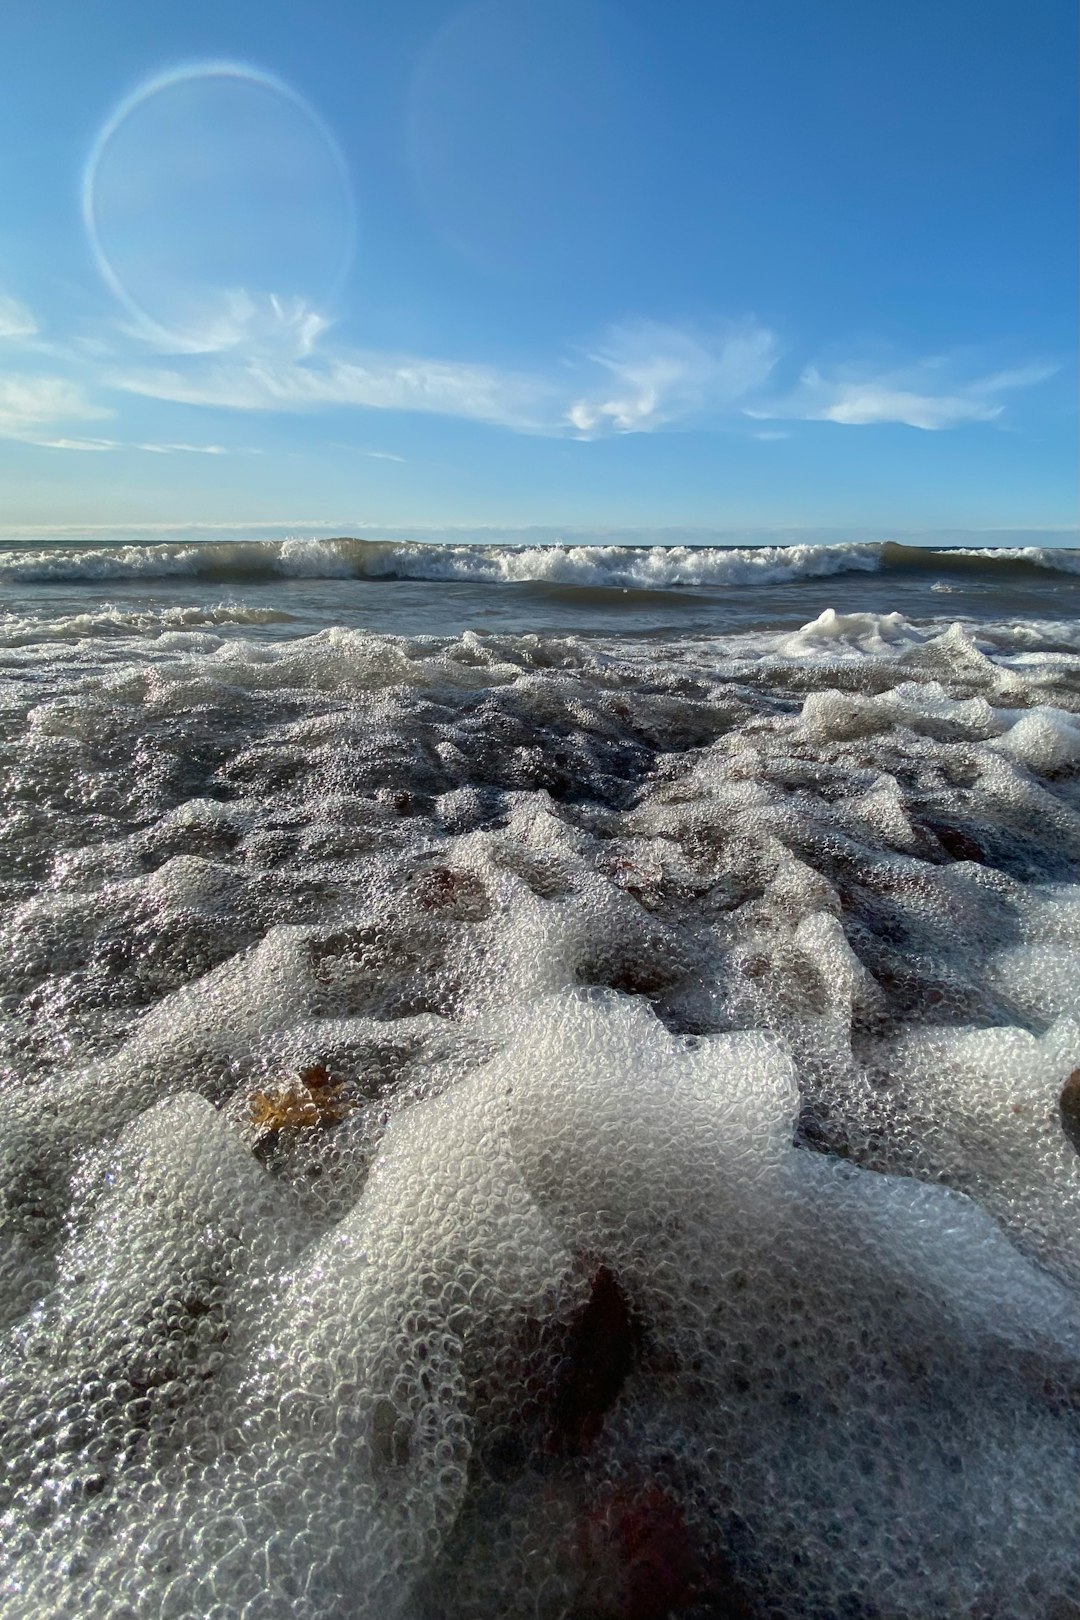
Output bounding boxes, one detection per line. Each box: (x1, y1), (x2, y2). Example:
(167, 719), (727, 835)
(1, 536), (1076, 590)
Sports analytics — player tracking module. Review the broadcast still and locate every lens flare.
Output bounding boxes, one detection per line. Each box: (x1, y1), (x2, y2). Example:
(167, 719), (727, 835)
(82, 60), (355, 350)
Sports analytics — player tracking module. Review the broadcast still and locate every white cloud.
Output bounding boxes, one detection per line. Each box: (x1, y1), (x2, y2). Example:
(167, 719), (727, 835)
(0, 375), (231, 453)
(132, 441), (229, 455)
(8, 291), (1053, 452)
(111, 349), (552, 432)
(565, 319), (778, 436)
(24, 436), (231, 455)
(0, 294), (38, 341)
(331, 444), (408, 462)
(31, 436), (119, 452)
(118, 291), (331, 359)
(0, 374), (111, 442)
(820, 384), (1001, 430)
(109, 316), (780, 438)
(748, 359), (1056, 431)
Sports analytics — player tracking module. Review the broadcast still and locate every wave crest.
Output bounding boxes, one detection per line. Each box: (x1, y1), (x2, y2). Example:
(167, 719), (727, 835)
(0, 536), (1075, 590)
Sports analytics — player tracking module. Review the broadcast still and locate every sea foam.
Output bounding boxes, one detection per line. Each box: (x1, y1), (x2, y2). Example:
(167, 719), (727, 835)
(0, 611), (1078, 1617)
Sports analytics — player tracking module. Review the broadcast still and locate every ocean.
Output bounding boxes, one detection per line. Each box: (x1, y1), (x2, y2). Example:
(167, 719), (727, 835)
(1, 534), (1078, 1618)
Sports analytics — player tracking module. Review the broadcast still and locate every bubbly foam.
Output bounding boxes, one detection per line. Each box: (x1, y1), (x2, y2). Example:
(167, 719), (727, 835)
(0, 609), (1078, 1617)
(0, 601), (295, 647)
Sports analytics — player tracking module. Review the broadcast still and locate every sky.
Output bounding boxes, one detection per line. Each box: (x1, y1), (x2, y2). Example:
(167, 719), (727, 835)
(0, 0), (1076, 538)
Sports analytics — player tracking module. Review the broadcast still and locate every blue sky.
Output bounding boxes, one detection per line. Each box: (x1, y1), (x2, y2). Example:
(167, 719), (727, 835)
(0, 0), (1076, 536)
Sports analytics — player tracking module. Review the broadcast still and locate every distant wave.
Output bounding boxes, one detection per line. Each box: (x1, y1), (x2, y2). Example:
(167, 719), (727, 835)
(0, 536), (1076, 590)
(890, 544), (1080, 578)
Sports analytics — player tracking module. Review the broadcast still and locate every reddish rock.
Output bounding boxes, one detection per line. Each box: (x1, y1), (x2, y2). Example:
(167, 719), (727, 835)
(578, 1483), (702, 1620)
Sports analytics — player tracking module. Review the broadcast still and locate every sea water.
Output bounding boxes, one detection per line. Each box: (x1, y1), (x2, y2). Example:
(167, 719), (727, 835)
(0, 535), (1078, 1618)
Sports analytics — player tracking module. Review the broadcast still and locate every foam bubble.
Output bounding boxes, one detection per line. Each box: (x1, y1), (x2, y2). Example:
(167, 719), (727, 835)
(1, 614), (1079, 1617)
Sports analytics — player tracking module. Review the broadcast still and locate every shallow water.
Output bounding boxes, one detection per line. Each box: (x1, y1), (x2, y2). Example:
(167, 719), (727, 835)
(0, 537), (1078, 1618)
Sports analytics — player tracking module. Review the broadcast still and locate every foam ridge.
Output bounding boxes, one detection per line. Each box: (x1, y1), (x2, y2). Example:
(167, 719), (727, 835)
(0, 612), (1078, 1617)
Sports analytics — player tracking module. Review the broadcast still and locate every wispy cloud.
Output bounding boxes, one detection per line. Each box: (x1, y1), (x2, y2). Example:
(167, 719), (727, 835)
(747, 358), (1056, 431)
(0, 374), (231, 453)
(25, 436), (232, 454)
(117, 291), (332, 359)
(330, 443), (407, 462)
(108, 316), (780, 438)
(30, 436), (118, 452)
(565, 319), (778, 436)
(0, 374), (111, 443)
(132, 440), (230, 454)
(0, 293), (38, 341)
(111, 348), (553, 431)
(4, 286), (1058, 450)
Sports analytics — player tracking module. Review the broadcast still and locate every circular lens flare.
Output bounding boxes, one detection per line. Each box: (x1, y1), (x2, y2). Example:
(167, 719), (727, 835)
(82, 60), (355, 350)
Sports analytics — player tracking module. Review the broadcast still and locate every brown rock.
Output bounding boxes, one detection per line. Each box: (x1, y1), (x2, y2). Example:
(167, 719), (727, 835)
(1060, 1069), (1080, 1155)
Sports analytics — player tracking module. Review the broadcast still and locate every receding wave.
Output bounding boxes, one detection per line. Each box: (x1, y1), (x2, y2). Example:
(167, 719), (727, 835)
(0, 602), (296, 647)
(0, 536), (1076, 590)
